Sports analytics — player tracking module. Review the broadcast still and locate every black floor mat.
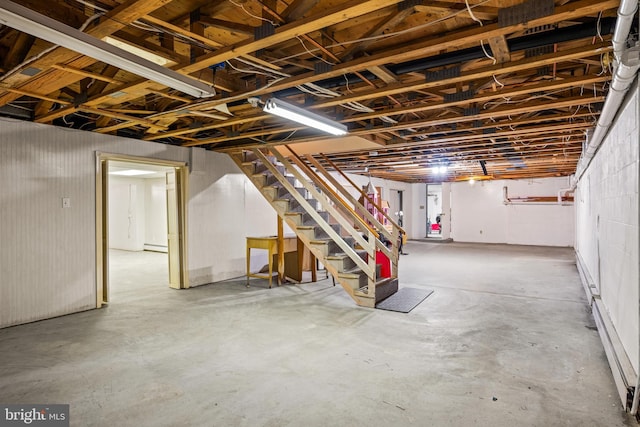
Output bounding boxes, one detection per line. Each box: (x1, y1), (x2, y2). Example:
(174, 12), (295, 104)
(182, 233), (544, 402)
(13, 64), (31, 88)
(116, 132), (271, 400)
(375, 287), (434, 313)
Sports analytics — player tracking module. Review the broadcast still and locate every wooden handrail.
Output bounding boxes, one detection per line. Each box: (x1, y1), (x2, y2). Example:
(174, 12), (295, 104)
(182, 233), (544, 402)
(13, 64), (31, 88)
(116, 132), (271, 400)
(264, 149), (374, 276)
(302, 152), (395, 259)
(285, 147), (379, 239)
(320, 153), (406, 235)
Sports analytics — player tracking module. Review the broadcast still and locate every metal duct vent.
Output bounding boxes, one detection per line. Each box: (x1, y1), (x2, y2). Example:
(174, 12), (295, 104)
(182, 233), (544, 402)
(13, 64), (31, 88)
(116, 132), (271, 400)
(498, 0), (554, 27)
(525, 45), (554, 58)
(524, 24), (555, 35)
(463, 107), (480, 116)
(254, 22), (275, 40)
(444, 87), (475, 103)
(314, 62), (332, 75)
(537, 65), (552, 76)
(426, 66), (461, 82)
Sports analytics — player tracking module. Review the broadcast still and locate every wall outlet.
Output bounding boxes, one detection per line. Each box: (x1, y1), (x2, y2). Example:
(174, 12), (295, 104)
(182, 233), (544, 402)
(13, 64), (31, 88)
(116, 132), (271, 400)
(62, 197), (71, 208)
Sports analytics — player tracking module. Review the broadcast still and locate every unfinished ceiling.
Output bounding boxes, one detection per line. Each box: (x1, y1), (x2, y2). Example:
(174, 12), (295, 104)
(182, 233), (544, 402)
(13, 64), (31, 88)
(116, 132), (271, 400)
(0, 0), (628, 182)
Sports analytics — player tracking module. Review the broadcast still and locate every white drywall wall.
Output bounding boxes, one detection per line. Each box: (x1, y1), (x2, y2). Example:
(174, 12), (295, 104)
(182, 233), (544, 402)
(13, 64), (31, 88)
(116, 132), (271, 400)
(108, 176), (146, 251)
(450, 177), (574, 246)
(144, 178), (168, 249)
(0, 120), (275, 327)
(575, 84), (639, 373)
(339, 173), (417, 238)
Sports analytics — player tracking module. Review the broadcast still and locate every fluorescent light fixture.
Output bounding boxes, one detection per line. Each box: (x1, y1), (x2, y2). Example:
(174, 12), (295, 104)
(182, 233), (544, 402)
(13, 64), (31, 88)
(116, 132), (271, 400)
(109, 169), (156, 176)
(0, 1), (215, 98)
(263, 98), (347, 136)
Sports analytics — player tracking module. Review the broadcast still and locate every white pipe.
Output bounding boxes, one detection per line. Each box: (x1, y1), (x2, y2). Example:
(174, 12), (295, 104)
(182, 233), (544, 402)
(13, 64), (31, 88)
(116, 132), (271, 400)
(576, 0), (640, 179)
(613, 0), (639, 57)
(558, 175), (576, 202)
(503, 185), (573, 206)
(557, 188), (574, 204)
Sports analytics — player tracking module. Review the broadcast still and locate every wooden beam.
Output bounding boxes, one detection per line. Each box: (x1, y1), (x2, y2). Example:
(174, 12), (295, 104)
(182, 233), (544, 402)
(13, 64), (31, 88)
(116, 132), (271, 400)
(198, 17), (254, 36)
(143, 66), (607, 143)
(340, 74), (610, 123)
(2, 87), (71, 105)
(146, 89), (191, 103)
(3, 32), (35, 71)
(83, 0), (613, 118)
(487, 35), (511, 64)
(84, 0), (404, 109)
(313, 44), (612, 109)
(0, 0), (176, 107)
(50, 64), (122, 84)
(206, 95), (604, 149)
(142, 14), (281, 71)
(341, 6), (418, 60)
(367, 65), (399, 84)
(282, 0), (320, 20)
(413, 2), (498, 21)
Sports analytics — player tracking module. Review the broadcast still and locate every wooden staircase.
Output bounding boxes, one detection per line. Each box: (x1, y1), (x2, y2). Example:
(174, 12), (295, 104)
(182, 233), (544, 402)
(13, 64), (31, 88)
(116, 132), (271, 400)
(230, 147), (404, 308)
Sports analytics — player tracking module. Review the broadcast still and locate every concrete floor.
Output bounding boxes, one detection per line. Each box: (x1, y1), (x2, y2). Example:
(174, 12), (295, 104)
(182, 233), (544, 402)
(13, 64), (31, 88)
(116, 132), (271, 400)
(0, 243), (633, 426)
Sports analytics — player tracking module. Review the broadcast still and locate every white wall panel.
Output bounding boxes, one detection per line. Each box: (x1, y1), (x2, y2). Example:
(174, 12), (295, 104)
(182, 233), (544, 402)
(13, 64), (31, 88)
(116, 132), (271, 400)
(109, 176), (146, 251)
(144, 178), (168, 248)
(0, 120), (275, 327)
(187, 148), (277, 286)
(450, 177), (574, 246)
(339, 173), (416, 238)
(411, 183), (427, 238)
(575, 84), (639, 373)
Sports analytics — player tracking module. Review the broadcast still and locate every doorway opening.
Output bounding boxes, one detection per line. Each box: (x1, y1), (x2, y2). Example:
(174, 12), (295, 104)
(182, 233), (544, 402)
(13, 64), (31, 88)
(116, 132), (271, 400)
(426, 184), (443, 239)
(96, 154), (188, 307)
(389, 189), (404, 227)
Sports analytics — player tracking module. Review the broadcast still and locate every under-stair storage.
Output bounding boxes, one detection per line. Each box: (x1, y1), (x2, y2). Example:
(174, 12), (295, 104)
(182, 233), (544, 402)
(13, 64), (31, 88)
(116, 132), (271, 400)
(231, 147), (404, 308)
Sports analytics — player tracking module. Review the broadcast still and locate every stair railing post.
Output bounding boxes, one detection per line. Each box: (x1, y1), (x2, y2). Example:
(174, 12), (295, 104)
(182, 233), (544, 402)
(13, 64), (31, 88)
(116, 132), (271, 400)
(390, 225), (400, 279)
(367, 228), (376, 299)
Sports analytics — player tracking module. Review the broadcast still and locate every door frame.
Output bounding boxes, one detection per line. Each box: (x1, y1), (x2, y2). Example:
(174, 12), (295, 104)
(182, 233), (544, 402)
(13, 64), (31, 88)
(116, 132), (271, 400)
(95, 152), (189, 308)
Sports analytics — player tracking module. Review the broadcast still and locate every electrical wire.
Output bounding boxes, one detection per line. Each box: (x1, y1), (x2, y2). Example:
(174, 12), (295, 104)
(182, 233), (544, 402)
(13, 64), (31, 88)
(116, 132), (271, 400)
(0, 13), (103, 82)
(229, 0), (278, 26)
(274, 0), (493, 64)
(596, 11), (604, 42)
(70, 0), (108, 13)
(296, 37), (336, 65)
(464, 0), (484, 26)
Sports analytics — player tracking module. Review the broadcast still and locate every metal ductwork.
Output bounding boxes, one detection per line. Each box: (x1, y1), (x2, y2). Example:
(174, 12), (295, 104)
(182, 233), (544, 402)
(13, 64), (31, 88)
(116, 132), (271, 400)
(273, 19), (615, 98)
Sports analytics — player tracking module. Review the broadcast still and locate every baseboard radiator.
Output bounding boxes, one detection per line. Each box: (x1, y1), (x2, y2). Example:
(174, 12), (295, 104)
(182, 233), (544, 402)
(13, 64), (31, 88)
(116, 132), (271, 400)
(143, 244), (168, 253)
(576, 252), (637, 413)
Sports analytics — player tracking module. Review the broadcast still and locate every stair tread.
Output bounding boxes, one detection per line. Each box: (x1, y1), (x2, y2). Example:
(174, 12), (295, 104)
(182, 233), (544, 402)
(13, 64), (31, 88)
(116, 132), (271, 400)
(354, 279), (395, 294)
(309, 237), (331, 244)
(338, 270), (365, 279)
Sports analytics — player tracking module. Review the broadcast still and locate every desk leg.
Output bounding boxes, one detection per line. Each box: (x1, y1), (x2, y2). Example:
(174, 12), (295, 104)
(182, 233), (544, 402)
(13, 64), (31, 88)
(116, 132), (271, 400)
(246, 247), (251, 286)
(268, 247), (273, 289)
(277, 216), (284, 286)
(310, 252), (317, 282)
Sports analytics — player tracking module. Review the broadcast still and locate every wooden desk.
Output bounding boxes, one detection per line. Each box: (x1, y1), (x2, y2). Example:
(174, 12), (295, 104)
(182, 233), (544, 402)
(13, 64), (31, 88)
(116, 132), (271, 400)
(247, 216), (317, 288)
(246, 236), (279, 288)
(246, 235), (317, 287)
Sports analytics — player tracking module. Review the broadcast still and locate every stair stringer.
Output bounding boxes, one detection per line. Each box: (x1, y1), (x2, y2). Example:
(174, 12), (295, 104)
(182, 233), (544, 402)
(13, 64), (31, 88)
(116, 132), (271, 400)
(230, 151), (378, 308)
